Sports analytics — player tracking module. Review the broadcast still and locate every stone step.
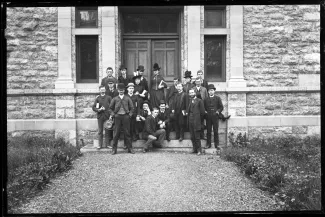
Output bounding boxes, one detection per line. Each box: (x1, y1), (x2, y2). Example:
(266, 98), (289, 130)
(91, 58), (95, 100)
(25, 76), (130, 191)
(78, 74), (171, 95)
(80, 143), (220, 155)
(117, 131), (223, 140)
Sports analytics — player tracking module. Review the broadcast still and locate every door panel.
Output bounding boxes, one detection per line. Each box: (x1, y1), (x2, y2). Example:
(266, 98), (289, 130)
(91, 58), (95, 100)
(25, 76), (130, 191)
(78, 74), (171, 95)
(124, 40), (151, 83)
(151, 40), (178, 82)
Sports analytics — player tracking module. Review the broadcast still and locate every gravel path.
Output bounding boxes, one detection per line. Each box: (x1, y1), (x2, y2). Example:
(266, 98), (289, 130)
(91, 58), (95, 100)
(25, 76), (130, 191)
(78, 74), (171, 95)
(13, 152), (279, 213)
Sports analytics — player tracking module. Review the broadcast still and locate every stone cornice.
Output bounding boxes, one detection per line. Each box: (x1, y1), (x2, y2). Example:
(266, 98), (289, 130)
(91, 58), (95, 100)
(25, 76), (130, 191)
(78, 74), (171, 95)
(7, 86), (320, 96)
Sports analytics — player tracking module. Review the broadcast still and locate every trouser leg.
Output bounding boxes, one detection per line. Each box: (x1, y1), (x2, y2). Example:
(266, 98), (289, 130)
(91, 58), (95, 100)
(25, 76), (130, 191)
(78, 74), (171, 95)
(213, 116), (219, 148)
(154, 129), (166, 145)
(122, 115), (132, 150)
(174, 115), (180, 138)
(194, 130), (202, 152)
(189, 119), (196, 152)
(206, 114), (213, 146)
(144, 137), (155, 149)
(97, 117), (105, 148)
(165, 123), (171, 139)
(112, 115), (122, 149)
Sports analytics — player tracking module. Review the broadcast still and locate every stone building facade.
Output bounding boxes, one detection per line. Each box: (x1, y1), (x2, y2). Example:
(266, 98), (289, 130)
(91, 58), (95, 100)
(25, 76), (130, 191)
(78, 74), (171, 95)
(6, 5), (320, 146)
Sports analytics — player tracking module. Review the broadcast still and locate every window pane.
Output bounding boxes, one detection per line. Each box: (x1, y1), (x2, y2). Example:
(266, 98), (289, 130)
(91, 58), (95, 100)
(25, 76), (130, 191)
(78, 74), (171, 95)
(205, 36), (224, 81)
(206, 10), (223, 27)
(124, 14), (177, 33)
(76, 7), (98, 27)
(77, 36), (98, 82)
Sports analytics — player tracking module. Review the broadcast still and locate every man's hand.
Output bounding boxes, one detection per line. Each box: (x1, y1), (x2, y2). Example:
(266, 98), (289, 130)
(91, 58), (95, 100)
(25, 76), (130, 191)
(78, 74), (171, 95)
(140, 116), (145, 121)
(216, 111), (219, 115)
(172, 110), (174, 113)
(139, 94), (145, 97)
(158, 84), (164, 89)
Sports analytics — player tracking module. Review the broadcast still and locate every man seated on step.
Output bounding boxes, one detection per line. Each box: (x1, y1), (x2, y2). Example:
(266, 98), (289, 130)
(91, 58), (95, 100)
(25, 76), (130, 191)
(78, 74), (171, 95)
(157, 100), (172, 142)
(92, 85), (112, 150)
(136, 100), (151, 139)
(142, 107), (166, 153)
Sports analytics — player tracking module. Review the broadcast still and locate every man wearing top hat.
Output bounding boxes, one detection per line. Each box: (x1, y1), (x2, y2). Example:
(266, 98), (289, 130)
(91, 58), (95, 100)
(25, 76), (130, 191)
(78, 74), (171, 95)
(186, 88), (205, 155)
(133, 74), (148, 110)
(109, 83), (135, 155)
(203, 84), (224, 150)
(193, 70), (209, 90)
(126, 82), (140, 142)
(118, 65), (132, 94)
(183, 70), (195, 94)
(105, 77), (119, 98)
(101, 67), (118, 91)
(157, 100), (171, 142)
(92, 85), (113, 149)
(135, 65), (149, 93)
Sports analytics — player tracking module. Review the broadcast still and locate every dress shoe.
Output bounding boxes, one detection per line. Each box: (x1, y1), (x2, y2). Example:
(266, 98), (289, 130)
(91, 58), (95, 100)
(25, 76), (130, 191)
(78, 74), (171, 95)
(142, 148), (148, 153)
(123, 145), (127, 150)
(179, 137), (183, 142)
(197, 151), (202, 155)
(205, 144), (211, 149)
(128, 149), (135, 154)
(97, 146), (101, 150)
(191, 149), (197, 154)
(111, 149), (117, 155)
(166, 137), (171, 142)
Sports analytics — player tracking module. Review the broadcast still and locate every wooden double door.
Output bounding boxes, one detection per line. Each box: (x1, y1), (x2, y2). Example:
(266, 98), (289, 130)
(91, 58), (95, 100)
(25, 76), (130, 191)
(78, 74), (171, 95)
(124, 39), (179, 88)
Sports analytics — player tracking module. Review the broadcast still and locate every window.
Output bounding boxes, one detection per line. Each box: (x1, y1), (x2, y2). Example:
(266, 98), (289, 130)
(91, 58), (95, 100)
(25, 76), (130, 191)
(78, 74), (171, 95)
(76, 7), (98, 28)
(76, 36), (98, 83)
(204, 35), (226, 82)
(123, 14), (178, 33)
(204, 6), (226, 28)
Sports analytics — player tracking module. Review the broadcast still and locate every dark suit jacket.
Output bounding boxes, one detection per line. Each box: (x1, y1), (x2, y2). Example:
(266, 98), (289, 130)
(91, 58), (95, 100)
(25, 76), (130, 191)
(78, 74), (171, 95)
(157, 108), (171, 124)
(109, 95), (134, 117)
(203, 95), (224, 114)
(183, 82), (195, 94)
(118, 75), (132, 93)
(186, 97), (205, 131)
(193, 79), (208, 90)
(167, 85), (178, 107)
(106, 88), (119, 99)
(101, 76), (118, 92)
(92, 95), (112, 119)
(127, 94), (140, 117)
(193, 86), (208, 100)
(142, 115), (159, 139)
(139, 76), (149, 92)
(170, 91), (188, 114)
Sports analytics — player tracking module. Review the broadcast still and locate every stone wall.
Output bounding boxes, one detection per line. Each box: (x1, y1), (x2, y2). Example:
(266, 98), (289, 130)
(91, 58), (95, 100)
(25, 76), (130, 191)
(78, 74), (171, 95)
(248, 125), (320, 139)
(7, 96), (56, 119)
(243, 5), (320, 87)
(246, 92), (320, 116)
(7, 130), (55, 138)
(6, 7), (58, 89)
(77, 129), (98, 147)
(75, 95), (98, 119)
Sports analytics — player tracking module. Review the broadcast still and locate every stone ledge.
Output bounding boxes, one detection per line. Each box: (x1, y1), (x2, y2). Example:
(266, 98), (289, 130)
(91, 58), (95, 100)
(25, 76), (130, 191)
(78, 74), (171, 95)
(7, 86), (320, 96)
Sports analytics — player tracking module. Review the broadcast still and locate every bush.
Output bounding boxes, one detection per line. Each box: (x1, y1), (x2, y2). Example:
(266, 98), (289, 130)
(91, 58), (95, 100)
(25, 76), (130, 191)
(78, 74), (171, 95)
(7, 136), (82, 213)
(221, 134), (321, 211)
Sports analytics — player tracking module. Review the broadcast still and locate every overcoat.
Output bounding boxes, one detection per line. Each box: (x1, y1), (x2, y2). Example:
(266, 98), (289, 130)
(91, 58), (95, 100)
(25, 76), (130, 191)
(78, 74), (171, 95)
(186, 97), (205, 131)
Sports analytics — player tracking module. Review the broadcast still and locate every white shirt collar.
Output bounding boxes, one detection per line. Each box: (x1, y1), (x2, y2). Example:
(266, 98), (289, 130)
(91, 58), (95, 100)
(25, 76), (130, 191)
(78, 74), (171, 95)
(119, 95), (124, 99)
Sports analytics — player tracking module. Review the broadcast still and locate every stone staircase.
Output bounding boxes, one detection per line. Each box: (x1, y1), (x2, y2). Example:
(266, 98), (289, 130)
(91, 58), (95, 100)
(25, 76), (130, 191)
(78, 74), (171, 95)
(80, 131), (222, 154)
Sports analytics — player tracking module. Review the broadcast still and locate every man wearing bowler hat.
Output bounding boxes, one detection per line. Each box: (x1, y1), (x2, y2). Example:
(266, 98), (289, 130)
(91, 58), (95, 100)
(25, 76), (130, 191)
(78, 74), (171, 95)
(135, 65), (149, 93)
(183, 70), (195, 94)
(105, 77), (119, 98)
(203, 84), (224, 150)
(92, 85), (113, 149)
(109, 83), (135, 155)
(126, 82), (140, 142)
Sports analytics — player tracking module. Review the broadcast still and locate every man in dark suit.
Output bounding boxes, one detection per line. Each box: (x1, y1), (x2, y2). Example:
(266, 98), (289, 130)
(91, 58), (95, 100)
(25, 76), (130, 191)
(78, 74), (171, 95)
(92, 85), (112, 149)
(186, 88), (205, 155)
(193, 70), (208, 90)
(157, 100), (171, 142)
(109, 83), (135, 155)
(167, 77), (179, 109)
(142, 107), (166, 153)
(126, 82), (140, 142)
(135, 65), (149, 93)
(193, 77), (208, 140)
(204, 84), (226, 150)
(118, 65), (132, 94)
(105, 77), (119, 98)
(171, 82), (187, 141)
(183, 70), (195, 94)
(101, 67), (118, 91)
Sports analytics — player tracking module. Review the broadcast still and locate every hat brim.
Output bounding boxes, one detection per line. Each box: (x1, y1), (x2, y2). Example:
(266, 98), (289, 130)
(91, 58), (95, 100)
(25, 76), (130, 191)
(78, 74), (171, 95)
(208, 88), (216, 90)
(184, 76), (192, 78)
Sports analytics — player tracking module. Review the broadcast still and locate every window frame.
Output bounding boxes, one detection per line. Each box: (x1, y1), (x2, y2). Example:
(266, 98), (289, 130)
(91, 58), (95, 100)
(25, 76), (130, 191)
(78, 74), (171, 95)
(204, 35), (226, 82)
(204, 5), (226, 28)
(76, 35), (99, 83)
(75, 7), (98, 28)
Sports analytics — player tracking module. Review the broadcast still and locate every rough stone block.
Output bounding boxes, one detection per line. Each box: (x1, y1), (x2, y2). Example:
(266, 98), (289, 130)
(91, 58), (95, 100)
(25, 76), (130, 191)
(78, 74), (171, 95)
(307, 126), (320, 135)
(56, 109), (65, 119)
(292, 126), (308, 134)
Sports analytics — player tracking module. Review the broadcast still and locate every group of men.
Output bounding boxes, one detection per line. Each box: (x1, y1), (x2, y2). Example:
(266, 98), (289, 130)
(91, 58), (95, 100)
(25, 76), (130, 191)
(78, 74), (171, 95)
(92, 66), (229, 155)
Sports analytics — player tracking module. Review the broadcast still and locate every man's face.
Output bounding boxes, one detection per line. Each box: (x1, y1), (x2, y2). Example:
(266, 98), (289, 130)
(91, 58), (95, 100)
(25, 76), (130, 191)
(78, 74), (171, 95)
(135, 78), (140, 85)
(197, 72), (203, 78)
(127, 86), (134, 94)
(177, 84), (183, 92)
(208, 89), (215, 96)
(143, 104), (149, 110)
(106, 69), (113, 77)
(121, 69), (126, 75)
(118, 89), (124, 95)
(189, 89), (195, 98)
(173, 80), (178, 85)
(139, 70), (144, 76)
(196, 79), (201, 86)
(100, 87), (106, 95)
(152, 110), (159, 117)
(185, 77), (191, 83)
(108, 83), (114, 89)
(159, 104), (166, 110)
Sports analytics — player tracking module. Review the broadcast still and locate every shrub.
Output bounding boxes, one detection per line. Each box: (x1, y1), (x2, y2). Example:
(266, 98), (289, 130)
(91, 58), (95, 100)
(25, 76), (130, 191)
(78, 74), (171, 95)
(221, 134), (321, 211)
(7, 135), (82, 213)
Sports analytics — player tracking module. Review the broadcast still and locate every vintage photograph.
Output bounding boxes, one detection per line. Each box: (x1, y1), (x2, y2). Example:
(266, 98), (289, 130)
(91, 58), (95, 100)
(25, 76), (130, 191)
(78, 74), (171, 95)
(5, 2), (321, 214)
